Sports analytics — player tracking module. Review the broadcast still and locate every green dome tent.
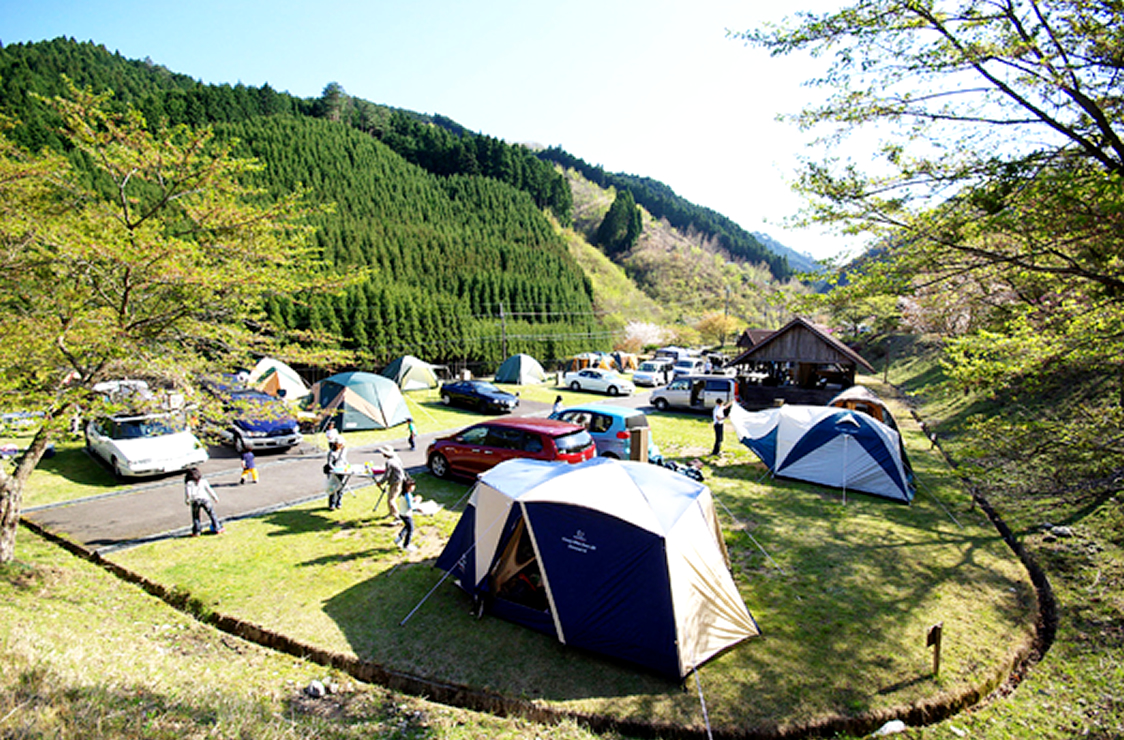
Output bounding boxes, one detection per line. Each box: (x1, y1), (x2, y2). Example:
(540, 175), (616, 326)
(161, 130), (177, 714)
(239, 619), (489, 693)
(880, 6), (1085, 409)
(306, 371), (411, 431)
(494, 354), (547, 385)
(380, 355), (440, 391)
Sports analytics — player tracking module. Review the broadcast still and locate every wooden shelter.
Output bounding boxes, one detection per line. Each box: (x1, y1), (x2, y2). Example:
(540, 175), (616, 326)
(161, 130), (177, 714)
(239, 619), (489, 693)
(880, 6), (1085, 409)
(729, 317), (875, 408)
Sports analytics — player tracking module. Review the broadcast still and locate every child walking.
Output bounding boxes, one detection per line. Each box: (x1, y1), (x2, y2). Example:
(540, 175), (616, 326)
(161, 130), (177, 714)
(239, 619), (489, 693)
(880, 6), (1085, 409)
(393, 475), (419, 552)
(239, 449), (258, 484)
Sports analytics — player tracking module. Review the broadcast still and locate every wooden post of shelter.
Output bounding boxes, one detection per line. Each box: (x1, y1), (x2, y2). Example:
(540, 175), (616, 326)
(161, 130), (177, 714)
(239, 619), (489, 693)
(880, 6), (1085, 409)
(927, 622), (943, 676)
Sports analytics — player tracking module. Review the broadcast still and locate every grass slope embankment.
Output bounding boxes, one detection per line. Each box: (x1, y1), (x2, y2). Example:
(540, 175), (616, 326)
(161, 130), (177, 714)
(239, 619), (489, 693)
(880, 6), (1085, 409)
(876, 335), (1124, 739)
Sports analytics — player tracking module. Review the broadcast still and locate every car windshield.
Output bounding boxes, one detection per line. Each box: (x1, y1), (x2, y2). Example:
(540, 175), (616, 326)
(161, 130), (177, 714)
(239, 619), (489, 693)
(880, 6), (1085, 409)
(553, 429), (593, 453)
(112, 414), (187, 439)
(674, 360), (694, 369)
(473, 382), (500, 393)
(638, 362), (660, 371)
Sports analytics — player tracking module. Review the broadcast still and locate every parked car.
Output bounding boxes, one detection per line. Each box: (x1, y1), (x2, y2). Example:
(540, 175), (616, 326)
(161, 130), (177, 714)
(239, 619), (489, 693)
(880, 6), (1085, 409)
(85, 411), (209, 479)
(426, 417), (595, 479)
(561, 368), (636, 396)
(550, 404), (660, 460)
(670, 357), (709, 378)
(650, 375), (738, 412)
(632, 358), (674, 387)
(439, 379), (519, 413)
(206, 385), (302, 453)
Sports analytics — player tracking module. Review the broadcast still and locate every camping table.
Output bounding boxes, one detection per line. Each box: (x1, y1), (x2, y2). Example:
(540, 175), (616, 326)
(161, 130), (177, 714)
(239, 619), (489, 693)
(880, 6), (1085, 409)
(331, 463), (386, 503)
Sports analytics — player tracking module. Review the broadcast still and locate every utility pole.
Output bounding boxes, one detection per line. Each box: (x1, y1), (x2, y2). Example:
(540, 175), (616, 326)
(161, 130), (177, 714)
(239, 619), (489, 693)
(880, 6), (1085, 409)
(500, 303), (507, 358)
(722, 286), (731, 347)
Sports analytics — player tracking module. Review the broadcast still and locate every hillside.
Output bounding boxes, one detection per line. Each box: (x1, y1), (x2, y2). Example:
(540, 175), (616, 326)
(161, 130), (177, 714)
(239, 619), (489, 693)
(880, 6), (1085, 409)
(0, 36), (810, 365)
(0, 38), (600, 370)
(563, 168), (802, 330)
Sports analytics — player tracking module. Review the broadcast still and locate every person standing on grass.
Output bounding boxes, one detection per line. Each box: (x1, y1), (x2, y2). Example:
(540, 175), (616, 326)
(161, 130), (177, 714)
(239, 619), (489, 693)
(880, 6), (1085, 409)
(376, 445), (406, 518)
(407, 417), (417, 451)
(184, 467), (224, 536)
(239, 448), (258, 484)
(711, 399), (730, 456)
(393, 475), (419, 552)
(325, 439), (348, 511)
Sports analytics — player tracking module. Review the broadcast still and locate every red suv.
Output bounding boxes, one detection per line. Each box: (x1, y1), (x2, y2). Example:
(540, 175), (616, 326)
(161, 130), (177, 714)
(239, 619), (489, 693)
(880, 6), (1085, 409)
(426, 417), (595, 479)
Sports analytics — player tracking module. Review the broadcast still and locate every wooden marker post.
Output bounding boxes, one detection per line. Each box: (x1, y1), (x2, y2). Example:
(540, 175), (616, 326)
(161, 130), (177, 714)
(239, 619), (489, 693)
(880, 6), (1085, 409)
(927, 622), (944, 676)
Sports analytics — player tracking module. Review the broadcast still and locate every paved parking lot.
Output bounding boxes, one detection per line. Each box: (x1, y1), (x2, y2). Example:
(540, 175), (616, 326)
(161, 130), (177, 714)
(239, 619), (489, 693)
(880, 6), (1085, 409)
(24, 391), (653, 553)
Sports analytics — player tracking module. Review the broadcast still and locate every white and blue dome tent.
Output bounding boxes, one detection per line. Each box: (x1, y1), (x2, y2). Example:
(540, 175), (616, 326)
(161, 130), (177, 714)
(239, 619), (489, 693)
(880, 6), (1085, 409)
(433, 457), (760, 680)
(728, 403), (915, 503)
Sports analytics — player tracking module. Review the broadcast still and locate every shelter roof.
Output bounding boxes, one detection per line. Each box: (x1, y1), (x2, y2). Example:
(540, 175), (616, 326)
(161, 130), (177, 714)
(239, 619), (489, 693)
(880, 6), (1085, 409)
(730, 317), (875, 372)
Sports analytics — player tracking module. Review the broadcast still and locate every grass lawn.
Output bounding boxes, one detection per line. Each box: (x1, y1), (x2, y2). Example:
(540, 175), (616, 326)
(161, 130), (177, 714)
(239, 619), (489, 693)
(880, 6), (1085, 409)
(104, 383), (1036, 734)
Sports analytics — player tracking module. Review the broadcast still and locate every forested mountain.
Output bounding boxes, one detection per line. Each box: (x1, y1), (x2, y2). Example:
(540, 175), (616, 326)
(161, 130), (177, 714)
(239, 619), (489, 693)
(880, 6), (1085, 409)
(535, 147), (794, 280)
(0, 38), (601, 370)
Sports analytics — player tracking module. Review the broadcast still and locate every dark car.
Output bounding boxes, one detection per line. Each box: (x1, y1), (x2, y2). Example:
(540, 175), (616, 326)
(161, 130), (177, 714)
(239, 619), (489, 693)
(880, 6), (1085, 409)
(200, 378), (303, 452)
(426, 417), (595, 479)
(439, 380), (519, 413)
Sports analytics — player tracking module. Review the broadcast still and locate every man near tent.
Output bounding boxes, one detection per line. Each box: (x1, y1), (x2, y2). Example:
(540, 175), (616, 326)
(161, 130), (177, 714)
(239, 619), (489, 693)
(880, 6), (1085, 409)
(712, 400), (730, 456)
(376, 445), (405, 518)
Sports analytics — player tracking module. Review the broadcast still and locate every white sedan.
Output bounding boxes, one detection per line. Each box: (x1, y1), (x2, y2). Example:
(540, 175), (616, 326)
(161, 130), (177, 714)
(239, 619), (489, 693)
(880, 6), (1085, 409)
(85, 411), (209, 479)
(561, 368), (636, 397)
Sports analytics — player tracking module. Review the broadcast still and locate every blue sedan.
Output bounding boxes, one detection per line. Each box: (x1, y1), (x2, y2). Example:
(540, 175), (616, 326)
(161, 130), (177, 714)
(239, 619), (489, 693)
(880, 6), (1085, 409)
(549, 404), (660, 459)
(439, 380), (520, 413)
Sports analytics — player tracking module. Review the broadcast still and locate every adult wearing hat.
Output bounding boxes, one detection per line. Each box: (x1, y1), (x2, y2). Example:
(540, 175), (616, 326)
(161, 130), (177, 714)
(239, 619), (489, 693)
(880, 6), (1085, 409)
(375, 445), (406, 518)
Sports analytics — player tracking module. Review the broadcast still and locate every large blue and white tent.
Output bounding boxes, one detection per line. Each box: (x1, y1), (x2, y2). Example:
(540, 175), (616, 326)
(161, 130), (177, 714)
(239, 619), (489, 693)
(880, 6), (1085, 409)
(729, 404), (915, 503)
(434, 457), (759, 679)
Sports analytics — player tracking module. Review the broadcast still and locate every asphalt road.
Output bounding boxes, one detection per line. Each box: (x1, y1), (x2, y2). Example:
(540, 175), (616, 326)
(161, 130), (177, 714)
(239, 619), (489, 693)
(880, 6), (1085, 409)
(23, 390), (656, 554)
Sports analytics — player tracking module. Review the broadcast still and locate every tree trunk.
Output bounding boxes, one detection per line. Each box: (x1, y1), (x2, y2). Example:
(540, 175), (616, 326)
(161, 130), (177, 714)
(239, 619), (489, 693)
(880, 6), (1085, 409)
(0, 425), (55, 563)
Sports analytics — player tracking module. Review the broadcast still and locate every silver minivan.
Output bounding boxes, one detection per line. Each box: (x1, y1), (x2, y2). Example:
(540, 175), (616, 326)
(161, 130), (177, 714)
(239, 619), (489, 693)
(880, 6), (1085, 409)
(650, 375), (737, 411)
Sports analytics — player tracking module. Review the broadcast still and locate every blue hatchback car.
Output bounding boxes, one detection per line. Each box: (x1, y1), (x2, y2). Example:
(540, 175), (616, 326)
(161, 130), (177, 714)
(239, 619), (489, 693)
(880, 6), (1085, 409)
(549, 404), (659, 459)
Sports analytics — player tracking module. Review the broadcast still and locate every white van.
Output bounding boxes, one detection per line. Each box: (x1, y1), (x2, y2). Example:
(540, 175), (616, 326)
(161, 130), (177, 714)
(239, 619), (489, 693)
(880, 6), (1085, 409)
(650, 375), (738, 412)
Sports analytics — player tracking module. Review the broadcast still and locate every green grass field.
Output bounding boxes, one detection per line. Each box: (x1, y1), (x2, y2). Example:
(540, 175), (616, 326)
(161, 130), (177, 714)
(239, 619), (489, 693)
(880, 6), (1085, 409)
(98, 387), (1035, 734)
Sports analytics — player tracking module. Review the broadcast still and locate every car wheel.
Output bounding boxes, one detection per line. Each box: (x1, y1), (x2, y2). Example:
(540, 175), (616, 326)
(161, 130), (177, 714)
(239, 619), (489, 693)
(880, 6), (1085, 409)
(654, 398), (669, 412)
(428, 452), (450, 479)
(570, 381), (580, 391)
(110, 456), (125, 479)
(441, 394), (451, 406)
(607, 385), (619, 396)
(602, 452), (620, 459)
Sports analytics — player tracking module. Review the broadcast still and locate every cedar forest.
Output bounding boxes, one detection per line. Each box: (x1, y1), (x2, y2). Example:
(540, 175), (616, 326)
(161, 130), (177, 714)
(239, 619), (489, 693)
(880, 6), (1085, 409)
(0, 38), (792, 374)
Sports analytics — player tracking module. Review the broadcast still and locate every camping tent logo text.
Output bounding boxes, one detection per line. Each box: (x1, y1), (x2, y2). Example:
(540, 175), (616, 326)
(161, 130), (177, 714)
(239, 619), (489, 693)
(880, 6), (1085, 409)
(562, 529), (596, 554)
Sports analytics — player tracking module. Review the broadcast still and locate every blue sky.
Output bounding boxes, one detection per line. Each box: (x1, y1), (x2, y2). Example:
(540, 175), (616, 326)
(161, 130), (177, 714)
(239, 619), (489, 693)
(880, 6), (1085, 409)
(2, 0), (856, 260)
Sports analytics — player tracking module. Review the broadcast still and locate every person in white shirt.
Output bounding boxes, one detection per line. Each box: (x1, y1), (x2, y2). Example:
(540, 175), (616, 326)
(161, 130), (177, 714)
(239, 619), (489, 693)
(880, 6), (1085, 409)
(711, 400), (730, 456)
(325, 439), (348, 510)
(184, 467), (223, 536)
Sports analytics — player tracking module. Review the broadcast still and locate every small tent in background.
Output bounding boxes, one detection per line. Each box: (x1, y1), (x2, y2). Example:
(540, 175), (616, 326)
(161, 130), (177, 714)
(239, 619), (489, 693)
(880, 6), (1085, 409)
(560, 352), (613, 375)
(828, 385), (914, 483)
(305, 371), (411, 431)
(828, 386), (900, 432)
(729, 403), (915, 503)
(494, 353), (547, 385)
(380, 355), (440, 391)
(435, 457), (760, 679)
(611, 351), (638, 372)
(247, 357), (309, 400)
